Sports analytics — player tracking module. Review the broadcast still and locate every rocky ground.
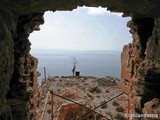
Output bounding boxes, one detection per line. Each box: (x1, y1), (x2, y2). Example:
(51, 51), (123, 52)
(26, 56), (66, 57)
(38, 76), (128, 120)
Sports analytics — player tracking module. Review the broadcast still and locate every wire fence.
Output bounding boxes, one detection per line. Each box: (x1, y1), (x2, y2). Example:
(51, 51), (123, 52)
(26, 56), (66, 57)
(40, 86), (125, 120)
(76, 92), (124, 120)
(38, 66), (128, 120)
(1, 65), (128, 119)
(37, 66), (56, 81)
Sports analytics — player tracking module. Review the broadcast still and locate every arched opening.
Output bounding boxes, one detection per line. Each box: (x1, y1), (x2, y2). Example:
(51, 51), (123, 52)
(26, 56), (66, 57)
(29, 6), (132, 120)
(29, 6), (132, 81)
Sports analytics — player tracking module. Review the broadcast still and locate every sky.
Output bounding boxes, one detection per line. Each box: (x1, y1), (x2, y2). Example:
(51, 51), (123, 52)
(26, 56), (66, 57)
(29, 6), (132, 51)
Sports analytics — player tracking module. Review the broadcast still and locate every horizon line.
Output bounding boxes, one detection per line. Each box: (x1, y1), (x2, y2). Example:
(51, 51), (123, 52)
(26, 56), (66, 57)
(31, 48), (122, 52)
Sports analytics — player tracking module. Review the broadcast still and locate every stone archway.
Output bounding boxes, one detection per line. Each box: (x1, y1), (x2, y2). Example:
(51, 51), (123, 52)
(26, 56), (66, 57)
(0, 1), (160, 120)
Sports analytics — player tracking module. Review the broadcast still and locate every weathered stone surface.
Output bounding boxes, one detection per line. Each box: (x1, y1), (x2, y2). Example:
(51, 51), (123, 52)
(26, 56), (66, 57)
(0, 10), (17, 119)
(5, 13), (44, 120)
(120, 17), (160, 117)
(1, 0), (160, 18)
(0, 105), (12, 120)
(142, 98), (160, 120)
(58, 103), (89, 120)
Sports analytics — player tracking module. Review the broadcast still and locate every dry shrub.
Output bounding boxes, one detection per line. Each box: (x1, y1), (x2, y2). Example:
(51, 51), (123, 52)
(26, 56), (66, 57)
(114, 113), (127, 120)
(112, 100), (119, 106)
(100, 101), (108, 109)
(47, 109), (51, 114)
(96, 78), (117, 87)
(116, 106), (125, 113)
(89, 86), (102, 94)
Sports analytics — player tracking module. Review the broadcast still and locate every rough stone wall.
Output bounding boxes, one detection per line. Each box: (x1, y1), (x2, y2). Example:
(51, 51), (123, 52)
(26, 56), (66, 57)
(119, 17), (160, 118)
(0, 5), (45, 120)
(4, 13), (44, 120)
(1, 0), (160, 18)
(0, 10), (17, 120)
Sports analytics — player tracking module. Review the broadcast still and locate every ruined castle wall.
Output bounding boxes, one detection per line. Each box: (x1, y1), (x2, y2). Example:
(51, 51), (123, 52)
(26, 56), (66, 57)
(120, 18), (160, 116)
(0, 10), (17, 120)
(0, 1), (160, 119)
(0, 11), (44, 119)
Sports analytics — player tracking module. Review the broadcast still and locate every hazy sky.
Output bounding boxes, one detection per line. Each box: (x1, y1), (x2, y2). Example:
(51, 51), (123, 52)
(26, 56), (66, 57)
(29, 6), (131, 51)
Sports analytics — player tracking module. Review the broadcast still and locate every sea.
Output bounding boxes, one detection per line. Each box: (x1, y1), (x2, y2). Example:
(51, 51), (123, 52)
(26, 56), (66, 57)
(31, 50), (121, 81)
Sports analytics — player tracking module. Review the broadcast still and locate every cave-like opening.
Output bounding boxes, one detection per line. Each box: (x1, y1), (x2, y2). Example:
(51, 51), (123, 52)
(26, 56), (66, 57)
(29, 6), (132, 81)
(1, 1), (160, 120)
(28, 7), (132, 120)
(133, 17), (154, 58)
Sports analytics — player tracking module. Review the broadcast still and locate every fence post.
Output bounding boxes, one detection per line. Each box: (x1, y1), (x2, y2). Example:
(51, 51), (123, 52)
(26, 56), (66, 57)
(41, 91), (50, 120)
(44, 66), (46, 81)
(49, 89), (110, 120)
(128, 82), (131, 120)
(51, 91), (54, 120)
(128, 97), (130, 120)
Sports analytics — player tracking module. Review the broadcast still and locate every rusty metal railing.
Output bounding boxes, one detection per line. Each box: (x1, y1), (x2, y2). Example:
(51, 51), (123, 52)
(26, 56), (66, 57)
(40, 87), (124, 120)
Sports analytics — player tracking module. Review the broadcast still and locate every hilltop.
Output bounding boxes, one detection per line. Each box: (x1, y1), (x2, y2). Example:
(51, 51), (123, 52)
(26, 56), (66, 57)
(39, 76), (128, 120)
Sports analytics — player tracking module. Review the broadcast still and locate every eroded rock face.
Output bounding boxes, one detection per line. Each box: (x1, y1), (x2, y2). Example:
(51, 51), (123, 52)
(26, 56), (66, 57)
(120, 17), (160, 117)
(0, 9), (46, 120)
(0, 0), (160, 119)
(58, 103), (88, 120)
(0, 10), (17, 120)
(5, 13), (44, 119)
(142, 98), (160, 119)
